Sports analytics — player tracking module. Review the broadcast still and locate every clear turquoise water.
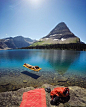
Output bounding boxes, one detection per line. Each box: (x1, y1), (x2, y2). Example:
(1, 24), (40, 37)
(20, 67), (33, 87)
(0, 49), (86, 76)
(0, 49), (86, 91)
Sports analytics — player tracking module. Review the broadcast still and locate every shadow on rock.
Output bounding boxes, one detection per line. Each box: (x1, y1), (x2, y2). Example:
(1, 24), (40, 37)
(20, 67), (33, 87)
(50, 95), (70, 106)
(21, 71), (40, 79)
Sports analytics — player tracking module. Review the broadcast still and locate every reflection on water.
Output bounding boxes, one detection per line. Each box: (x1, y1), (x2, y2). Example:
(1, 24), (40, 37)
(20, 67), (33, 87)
(0, 49), (86, 92)
(68, 51), (86, 75)
(40, 50), (80, 75)
(0, 49), (86, 75)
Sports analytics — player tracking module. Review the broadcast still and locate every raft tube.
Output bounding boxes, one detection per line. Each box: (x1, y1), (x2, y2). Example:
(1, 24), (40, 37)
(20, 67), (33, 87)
(23, 64), (42, 72)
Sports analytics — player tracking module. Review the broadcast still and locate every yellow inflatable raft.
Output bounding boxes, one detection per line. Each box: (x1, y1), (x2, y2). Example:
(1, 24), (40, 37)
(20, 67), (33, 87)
(23, 63), (42, 72)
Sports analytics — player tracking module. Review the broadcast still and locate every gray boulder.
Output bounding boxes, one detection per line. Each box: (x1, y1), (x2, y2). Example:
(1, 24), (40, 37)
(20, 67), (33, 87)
(0, 84), (86, 107)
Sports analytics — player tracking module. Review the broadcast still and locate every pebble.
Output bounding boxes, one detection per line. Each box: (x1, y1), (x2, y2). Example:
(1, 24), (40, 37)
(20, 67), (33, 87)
(23, 80), (27, 83)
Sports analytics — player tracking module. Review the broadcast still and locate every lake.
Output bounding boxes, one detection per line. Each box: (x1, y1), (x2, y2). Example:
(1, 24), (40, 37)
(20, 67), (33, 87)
(0, 49), (86, 92)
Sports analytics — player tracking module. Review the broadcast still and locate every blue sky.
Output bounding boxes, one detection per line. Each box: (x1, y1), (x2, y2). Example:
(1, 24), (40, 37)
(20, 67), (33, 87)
(0, 0), (86, 43)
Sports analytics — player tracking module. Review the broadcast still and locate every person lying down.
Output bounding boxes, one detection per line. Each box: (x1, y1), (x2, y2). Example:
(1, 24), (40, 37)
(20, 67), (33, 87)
(24, 63), (39, 70)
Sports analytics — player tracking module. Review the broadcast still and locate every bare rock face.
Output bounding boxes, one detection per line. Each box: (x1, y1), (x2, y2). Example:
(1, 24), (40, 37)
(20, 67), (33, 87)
(32, 22), (80, 46)
(0, 87), (34, 107)
(0, 84), (86, 107)
(68, 86), (86, 106)
(43, 84), (86, 107)
(41, 22), (80, 44)
(0, 36), (36, 49)
(44, 22), (76, 39)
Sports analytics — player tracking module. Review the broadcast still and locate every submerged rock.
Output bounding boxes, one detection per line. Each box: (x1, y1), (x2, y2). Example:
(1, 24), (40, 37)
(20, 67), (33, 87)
(23, 80), (27, 83)
(0, 84), (86, 107)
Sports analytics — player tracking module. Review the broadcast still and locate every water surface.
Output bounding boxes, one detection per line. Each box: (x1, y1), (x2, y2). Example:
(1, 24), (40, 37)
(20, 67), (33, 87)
(0, 49), (86, 92)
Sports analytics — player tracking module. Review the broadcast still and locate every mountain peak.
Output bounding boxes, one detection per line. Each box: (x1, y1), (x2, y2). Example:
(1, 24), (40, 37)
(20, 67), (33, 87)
(0, 36), (36, 49)
(14, 36), (24, 39)
(43, 22), (74, 39)
(54, 22), (69, 31)
(56, 22), (66, 26)
(36, 22), (80, 44)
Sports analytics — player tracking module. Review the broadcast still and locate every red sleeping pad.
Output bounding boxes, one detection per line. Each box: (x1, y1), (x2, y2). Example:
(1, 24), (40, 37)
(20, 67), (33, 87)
(20, 88), (47, 107)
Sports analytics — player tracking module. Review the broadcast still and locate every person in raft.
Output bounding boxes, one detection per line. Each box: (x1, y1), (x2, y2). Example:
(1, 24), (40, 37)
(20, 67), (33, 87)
(24, 63), (39, 70)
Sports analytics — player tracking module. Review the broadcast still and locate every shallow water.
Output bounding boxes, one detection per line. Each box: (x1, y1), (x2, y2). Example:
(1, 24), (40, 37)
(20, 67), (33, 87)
(0, 49), (86, 92)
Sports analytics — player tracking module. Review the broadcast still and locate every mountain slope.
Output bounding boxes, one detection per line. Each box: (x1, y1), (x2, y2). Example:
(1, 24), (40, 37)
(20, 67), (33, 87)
(0, 36), (36, 49)
(44, 22), (76, 39)
(31, 22), (80, 46)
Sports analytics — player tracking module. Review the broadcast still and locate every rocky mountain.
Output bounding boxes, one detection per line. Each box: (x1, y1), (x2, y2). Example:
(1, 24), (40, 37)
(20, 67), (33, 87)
(0, 36), (36, 49)
(31, 22), (80, 46)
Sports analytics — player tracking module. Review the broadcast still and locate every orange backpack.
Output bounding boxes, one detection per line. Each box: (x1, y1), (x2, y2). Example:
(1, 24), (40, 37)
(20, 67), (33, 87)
(50, 87), (69, 98)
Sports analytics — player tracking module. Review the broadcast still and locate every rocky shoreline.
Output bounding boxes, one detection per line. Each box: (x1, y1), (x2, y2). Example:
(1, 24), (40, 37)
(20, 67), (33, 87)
(0, 84), (86, 107)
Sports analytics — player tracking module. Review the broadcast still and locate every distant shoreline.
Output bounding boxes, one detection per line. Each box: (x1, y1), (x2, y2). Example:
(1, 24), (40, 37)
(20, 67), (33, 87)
(1, 43), (86, 51)
(21, 43), (86, 51)
(0, 48), (12, 50)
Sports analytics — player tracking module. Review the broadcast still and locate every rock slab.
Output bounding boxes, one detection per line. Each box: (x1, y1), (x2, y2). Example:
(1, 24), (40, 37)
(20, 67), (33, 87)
(0, 84), (86, 107)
